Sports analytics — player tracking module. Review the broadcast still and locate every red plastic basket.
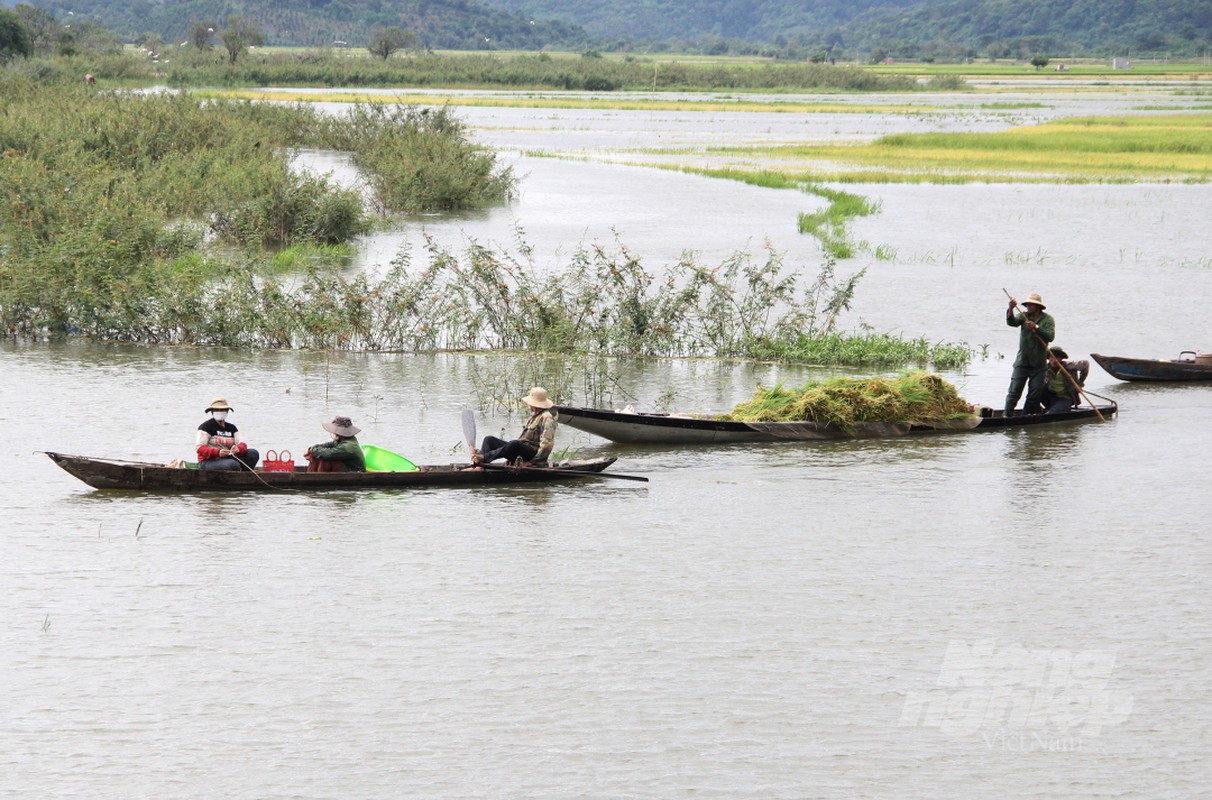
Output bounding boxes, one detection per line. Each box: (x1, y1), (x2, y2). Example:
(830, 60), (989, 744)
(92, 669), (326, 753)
(262, 449), (295, 473)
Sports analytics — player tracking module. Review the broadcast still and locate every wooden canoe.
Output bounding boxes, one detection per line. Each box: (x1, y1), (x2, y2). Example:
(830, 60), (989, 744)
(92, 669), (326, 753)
(553, 402), (1117, 445)
(1092, 352), (1212, 382)
(46, 451), (623, 492)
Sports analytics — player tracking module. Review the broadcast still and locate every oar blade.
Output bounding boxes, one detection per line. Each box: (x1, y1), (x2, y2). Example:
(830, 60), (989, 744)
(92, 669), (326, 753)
(461, 409), (476, 449)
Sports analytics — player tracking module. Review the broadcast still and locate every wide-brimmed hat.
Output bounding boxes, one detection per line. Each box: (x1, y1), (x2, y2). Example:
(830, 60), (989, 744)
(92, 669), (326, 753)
(1050, 347), (1069, 360)
(322, 415), (361, 437)
(1023, 291), (1046, 309)
(521, 387), (554, 409)
(206, 397), (233, 413)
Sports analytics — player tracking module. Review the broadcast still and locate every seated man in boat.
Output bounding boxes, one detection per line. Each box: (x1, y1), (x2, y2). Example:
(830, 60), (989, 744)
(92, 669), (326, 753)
(1041, 347), (1090, 413)
(471, 387), (557, 467)
(196, 397), (260, 471)
(304, 416), (366, 472)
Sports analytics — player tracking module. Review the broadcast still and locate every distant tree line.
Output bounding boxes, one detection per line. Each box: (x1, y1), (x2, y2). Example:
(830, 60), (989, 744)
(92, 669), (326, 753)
(6, 0), (1212, 60)
(18, 0), (591, 51)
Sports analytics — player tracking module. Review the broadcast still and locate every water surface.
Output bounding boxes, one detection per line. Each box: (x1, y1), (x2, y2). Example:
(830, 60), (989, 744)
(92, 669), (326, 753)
(4, 81), (1211, 799)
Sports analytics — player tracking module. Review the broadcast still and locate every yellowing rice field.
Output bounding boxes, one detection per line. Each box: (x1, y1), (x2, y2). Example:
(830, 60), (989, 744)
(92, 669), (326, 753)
(700, 112), (1212, 182)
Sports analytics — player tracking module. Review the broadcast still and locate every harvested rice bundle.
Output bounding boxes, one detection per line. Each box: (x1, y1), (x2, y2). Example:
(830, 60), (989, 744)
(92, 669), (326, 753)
(725, 383), (802, 422)
(723, 371), (973, 430)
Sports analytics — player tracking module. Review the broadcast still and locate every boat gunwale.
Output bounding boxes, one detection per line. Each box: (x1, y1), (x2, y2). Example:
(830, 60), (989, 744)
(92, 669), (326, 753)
(45, 451), (619, 492)
(1092, 352), (1212, 382)
(553, 402), (1117, 444)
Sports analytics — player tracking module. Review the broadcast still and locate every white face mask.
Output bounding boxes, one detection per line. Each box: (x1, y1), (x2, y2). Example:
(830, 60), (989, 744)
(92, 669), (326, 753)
(212, 411), (229, 422)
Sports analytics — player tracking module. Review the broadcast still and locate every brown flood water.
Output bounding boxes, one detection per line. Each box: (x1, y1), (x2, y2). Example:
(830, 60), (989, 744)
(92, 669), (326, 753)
(3, 82), (1211, 799)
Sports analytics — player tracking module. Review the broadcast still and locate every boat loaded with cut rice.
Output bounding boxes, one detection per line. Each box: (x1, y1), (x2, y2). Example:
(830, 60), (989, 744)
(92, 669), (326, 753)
(555, 371), (1117, 445)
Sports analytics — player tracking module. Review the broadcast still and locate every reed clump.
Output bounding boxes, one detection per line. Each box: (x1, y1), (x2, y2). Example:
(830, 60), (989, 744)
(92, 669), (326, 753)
(0, 73), (517, 336)
(316, 103), (516, 213)
(724, 371), (973, 430)
(0, 225), (972, 370)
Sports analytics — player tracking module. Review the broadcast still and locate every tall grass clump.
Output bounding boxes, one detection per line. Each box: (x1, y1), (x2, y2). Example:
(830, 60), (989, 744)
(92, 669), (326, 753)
(747, 332), (974, 368)
(0, 73), (522, 334)
(3, 224), (970, 370)
(318, 103), (516, 213)
(724, 372), (973, 431)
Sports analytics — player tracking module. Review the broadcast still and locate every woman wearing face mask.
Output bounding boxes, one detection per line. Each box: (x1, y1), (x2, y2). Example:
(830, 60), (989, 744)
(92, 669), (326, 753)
(196, 397), (260, 471)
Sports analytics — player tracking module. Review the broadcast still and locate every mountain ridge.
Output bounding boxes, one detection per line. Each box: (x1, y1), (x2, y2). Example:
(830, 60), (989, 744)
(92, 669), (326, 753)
(7, 0), (1210, 57)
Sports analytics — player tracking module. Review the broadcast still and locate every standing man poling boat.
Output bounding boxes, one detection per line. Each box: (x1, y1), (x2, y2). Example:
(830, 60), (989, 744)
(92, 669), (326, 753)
(1004, 291), (1056, 416)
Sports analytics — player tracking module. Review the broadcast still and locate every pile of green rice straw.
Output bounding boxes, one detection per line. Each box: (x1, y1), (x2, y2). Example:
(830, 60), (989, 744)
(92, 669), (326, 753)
(722, 371), (974, 430)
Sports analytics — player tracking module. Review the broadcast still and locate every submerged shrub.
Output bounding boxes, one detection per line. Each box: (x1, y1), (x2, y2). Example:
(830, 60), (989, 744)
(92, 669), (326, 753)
(325, 103), (516, 213)
(0, 74), (528, 341)
(209, 165), (367, 246)
(1, 229), (971, 372)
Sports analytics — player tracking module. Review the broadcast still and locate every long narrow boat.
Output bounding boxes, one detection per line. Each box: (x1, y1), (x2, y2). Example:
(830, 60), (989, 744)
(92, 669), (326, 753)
(1092, 352), (1212, 382)
(46, 452), (623, 492)
(553, 402), (1117, 445)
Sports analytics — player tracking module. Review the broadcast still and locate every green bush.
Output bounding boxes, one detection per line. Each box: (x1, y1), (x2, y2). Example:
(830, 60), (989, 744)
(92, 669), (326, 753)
(327, 103), (515, 213)
(0, 72), (518, 338)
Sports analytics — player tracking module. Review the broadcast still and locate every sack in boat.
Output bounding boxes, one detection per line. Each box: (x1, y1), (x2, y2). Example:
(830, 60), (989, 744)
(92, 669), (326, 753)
(262, 449), (295, 472)
(166, 458), (188, 469)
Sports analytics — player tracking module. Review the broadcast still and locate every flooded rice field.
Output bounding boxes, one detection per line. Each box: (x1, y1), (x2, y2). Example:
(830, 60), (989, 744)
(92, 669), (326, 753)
(3, 80), (1211, 798)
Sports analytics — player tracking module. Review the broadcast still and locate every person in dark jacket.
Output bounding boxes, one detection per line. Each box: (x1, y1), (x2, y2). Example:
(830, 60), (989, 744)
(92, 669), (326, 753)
(304, 416), (366, 472)
(196, 397), (260, 471)
(1004, 291), (1056, 416)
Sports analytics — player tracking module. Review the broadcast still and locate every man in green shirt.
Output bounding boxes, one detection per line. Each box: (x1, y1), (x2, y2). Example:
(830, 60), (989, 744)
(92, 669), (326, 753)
(1004, 291), (1056, 416)
(1042, 347), (1090, 413)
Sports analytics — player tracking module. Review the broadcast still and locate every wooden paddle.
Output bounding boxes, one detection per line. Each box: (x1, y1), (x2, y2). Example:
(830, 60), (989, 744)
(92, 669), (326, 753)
(461, 409), (479, 462)
(1003, 288), (1105, 421)
(460, 409), (649, 483)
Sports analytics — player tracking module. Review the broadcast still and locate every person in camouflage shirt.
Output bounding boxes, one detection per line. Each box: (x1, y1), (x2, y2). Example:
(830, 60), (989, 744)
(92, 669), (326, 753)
(472, 387), (558, 466)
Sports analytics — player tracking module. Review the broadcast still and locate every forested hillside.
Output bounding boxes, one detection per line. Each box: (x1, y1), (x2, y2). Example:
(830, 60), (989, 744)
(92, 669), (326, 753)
(484, 0), (1212, 57)
(5, 0), (1210, 57)
(5, 0), (590, 50)
(485, 0), (920, 48)
(847, 0), (1212, 59)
